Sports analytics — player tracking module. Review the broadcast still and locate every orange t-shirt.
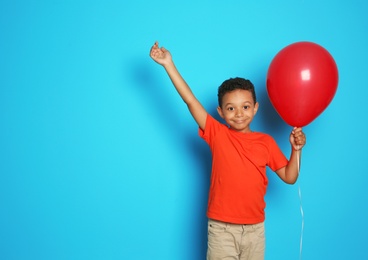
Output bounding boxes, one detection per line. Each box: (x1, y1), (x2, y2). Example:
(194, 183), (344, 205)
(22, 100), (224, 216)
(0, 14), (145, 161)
(199, 114), (288, 224)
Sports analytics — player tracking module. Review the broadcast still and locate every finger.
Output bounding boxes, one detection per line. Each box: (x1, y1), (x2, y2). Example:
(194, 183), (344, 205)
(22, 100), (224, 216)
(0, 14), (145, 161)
(294, 132), (303, 139)
(151, 42), (160, 51)
(297, 137), (306, 145)
(293, 127), (303, 134)
(152, 41), (159, 48)
(150, 44), (157, 55)
(151, 46), (161, 55)
(150, 49), (157, 58)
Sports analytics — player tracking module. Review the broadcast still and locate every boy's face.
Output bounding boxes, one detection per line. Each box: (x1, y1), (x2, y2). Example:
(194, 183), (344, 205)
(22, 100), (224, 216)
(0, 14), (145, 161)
(217, 89), (259, 133)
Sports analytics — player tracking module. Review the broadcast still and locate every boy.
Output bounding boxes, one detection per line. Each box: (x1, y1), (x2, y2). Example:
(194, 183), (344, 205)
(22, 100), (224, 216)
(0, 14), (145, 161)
(149, 42), (306, 260)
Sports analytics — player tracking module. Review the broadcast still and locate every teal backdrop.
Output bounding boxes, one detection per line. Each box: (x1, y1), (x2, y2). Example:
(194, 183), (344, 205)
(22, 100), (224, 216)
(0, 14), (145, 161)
(1, 0), (367, 259)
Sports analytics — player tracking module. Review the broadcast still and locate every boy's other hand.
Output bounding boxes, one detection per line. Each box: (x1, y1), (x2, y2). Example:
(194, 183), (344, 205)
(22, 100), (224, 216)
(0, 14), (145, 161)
(290, 127), (306, 151)
(150, 41), (172, 66)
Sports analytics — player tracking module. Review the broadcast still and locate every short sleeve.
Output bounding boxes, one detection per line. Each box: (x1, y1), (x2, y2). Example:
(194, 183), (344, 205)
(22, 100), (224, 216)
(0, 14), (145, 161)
(198, 114), (223, 145)
(267, 136), (288, 171)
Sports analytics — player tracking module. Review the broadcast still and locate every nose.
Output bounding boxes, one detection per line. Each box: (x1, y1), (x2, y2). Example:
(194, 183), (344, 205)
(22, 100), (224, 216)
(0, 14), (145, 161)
(235, 109), (243, 117)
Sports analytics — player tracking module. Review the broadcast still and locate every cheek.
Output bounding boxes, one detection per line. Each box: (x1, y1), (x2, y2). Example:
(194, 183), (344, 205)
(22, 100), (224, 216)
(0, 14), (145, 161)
(223, 112), (234, 119)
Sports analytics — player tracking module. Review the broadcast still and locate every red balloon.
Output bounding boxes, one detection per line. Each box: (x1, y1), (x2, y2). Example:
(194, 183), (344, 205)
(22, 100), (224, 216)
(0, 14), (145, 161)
(266, 42), (338, 127)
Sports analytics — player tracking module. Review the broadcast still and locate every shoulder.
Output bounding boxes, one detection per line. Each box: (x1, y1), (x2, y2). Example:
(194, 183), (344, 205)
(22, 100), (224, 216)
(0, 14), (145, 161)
(199, 114), (228, 140)
(205, 114), (227, 130)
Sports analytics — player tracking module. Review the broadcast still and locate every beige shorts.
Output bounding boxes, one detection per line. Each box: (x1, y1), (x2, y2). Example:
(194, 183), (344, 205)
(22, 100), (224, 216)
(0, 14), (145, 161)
(207, 219), (265, 260)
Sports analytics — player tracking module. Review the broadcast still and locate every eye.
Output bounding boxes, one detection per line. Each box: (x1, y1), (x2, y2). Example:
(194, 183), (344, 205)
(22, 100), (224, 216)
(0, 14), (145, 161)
(243, 106), (250, 110)
(227, 107), (234, 111)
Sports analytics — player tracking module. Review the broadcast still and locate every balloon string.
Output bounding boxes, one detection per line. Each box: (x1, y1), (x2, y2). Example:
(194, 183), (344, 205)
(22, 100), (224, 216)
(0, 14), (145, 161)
(297, 150), (304, 260)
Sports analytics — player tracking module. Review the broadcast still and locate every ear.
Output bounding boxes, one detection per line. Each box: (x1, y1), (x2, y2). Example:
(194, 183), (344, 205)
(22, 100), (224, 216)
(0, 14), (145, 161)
(217, 106), (224, 118)
(254, 102), (259, 115)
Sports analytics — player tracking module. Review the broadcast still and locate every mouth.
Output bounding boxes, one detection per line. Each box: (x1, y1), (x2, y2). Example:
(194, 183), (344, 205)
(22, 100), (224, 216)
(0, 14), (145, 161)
(233, 120), (245, 124)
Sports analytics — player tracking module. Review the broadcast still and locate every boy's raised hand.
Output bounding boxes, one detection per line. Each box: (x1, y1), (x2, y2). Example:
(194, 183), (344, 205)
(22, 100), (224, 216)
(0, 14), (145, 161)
(290, 127), (306, 151)
(150, 42), (172, 66)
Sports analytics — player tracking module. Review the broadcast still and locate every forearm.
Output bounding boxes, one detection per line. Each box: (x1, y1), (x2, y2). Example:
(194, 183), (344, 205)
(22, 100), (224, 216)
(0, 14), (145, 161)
(162, 60), (207, 129)
(163, 61), (197, 104)
(284, 149), (302, 184)
(276, 127), (306, 184)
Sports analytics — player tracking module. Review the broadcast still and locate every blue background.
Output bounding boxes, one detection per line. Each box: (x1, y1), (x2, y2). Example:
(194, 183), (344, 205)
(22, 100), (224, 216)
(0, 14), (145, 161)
(1, 1), (367, 259)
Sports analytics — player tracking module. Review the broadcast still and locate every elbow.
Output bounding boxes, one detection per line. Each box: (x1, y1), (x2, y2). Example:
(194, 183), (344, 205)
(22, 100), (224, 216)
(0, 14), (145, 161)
(284, 177), (298, 185)
(286, 180), (297, 185)
(276, 166), (298, 185)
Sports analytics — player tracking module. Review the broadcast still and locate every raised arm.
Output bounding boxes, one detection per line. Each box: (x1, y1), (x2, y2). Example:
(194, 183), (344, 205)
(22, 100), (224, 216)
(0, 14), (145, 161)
(150, 42), (207, 130)
(276, 127), (306, 184)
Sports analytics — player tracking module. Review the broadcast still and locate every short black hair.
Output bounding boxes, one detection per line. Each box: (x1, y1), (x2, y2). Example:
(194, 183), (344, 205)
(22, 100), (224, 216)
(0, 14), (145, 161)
(217, 77), (257, 107)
